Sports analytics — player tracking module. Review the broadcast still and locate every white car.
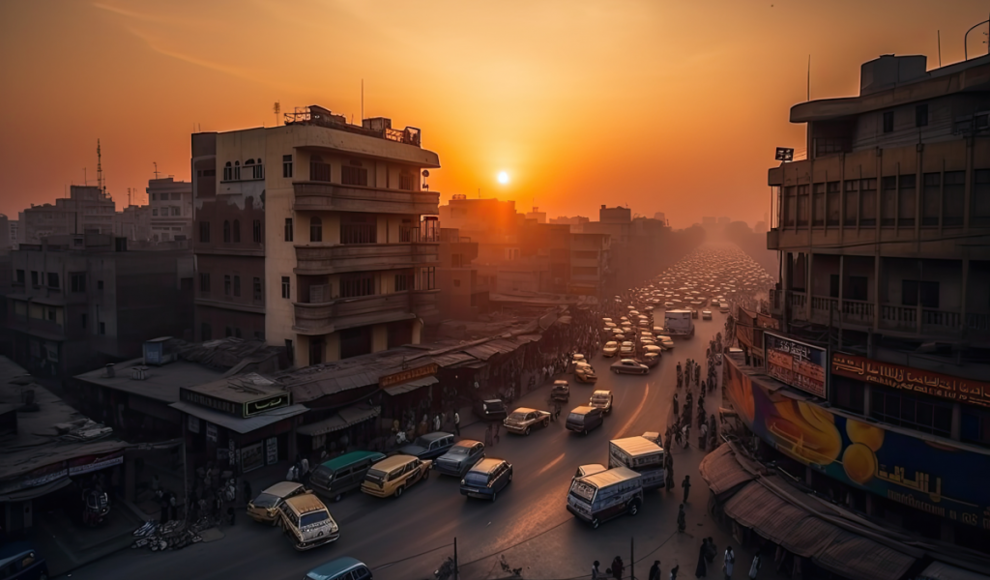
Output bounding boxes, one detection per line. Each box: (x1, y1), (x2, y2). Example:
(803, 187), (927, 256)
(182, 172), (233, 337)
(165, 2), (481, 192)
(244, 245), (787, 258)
(702, 310), (713, 320)
(602, 341), (619, 357)
(656, 336), (675, 350)
(619, 342), (635, 356)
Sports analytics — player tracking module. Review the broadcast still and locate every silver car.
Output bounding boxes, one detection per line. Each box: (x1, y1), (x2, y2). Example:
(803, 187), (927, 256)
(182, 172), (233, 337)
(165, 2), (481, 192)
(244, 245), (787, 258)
(434, 440), (486, 477)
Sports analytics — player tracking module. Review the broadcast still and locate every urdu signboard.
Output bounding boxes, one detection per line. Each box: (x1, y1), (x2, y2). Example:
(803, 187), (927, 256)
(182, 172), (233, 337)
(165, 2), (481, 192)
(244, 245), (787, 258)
(763, 332), (827, 398)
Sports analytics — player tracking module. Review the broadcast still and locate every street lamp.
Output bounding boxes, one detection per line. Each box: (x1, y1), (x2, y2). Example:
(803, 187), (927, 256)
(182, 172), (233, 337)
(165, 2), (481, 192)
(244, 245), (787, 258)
(963, 18), (989, 61)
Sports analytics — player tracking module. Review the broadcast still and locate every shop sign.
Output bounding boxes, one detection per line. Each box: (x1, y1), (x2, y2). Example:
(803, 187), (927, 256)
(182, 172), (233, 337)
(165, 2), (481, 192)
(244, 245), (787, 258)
(266, 437), (278, 465)
(243, 393), (290, 418)
(763, 331), (827, 398)
(188, 415), (201, 434)
(206, 422), (218, 442)
(832, 354), (990, 409)
(68, 453), (123, 476)
(241, 441), (265, 473)
(379, 363), (438, 388)
(724, 355), (990, 531)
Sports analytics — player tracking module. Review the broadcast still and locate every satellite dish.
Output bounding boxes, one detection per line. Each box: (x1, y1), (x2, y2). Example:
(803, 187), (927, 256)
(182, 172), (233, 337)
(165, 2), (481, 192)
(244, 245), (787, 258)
(422, 170), (430, 177)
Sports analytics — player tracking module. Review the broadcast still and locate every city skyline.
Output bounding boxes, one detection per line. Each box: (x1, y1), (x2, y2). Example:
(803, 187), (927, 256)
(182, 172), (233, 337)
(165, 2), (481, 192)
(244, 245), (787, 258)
(1, 1), (987, 227)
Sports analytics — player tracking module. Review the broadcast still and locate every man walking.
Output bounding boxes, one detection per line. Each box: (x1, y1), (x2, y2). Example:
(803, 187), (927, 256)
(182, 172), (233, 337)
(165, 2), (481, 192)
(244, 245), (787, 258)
(723, 546), (735, 580)
(747, 553), (761, 580)
(453, 411), (461, 436)
(649, 560), (662, 580)
(673, 393), (680, 416)
(592, 560), (602, 579)
(677, 503), (686, 532)
(682, 475), (691, 503)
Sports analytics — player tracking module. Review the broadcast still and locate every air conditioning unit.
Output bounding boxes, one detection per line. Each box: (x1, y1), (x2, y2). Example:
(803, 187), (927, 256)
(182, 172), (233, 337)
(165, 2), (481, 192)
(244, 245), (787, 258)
(131, 366), (149, 381)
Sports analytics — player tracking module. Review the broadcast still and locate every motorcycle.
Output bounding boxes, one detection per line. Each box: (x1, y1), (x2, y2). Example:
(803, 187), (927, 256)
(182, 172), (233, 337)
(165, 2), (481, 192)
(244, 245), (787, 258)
(82, 487), (110, 527)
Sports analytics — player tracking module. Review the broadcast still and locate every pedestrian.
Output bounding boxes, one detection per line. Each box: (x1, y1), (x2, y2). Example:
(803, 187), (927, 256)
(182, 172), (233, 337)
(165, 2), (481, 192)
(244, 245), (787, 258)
(592, 560), (602, 579)
(300, 456), (310, 480)
(696, 542), (708, 578)
(434, 414), (441, 432)
(682, 475), (691, 503)
(650, 560), (662, 580)
(723, 546), (735, 580)
(554, 402), (562, 421)
(493, 421), (501, 445)
(214, 492), (224, 523)
(666, 466), (675, 492)
(484, 423), (493, 447)
(677, 503), (686, 532)
(705, 538), (717, 564)
(700, 422), (709, 449)
(682, 425), (690, 449)
(673, 393), (680, 416)
(453, 411), (461, 437)
(611, 556), (624, 580)
(747, 554), (761, 580)
(671, 564), (681, 580)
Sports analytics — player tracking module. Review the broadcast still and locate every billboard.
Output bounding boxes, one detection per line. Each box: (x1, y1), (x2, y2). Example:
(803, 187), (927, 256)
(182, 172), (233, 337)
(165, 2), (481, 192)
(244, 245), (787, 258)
(724, 355), (990, 531)
(763, 331), (827, 398)
(832, 353), (990, 409)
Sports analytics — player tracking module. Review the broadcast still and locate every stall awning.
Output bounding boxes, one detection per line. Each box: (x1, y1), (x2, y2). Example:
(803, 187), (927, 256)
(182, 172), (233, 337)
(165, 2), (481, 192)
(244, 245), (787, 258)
(297, 405), (381, 436)
(170, 402), (308, 434)
(698, 444), (755, 495)
(812, 531), (915, 580)
(919, 562), (990, 580)
(383, 375), (438, 396)
(0, 476), (73, 502)
(723, 484), (810, 548)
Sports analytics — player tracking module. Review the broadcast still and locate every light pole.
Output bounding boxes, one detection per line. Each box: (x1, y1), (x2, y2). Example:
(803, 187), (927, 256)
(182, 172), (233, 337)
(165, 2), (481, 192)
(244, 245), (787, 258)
(963, 18), (989, 60)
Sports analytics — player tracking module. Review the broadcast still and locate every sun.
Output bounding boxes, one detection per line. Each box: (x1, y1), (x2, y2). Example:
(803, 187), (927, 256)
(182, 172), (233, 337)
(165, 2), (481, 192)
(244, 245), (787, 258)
(497, 171), (510, 184)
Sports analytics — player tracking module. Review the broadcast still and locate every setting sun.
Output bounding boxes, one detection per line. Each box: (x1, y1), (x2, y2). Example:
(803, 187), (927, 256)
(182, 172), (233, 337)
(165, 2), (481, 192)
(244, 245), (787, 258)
(497, 171), (510, 184)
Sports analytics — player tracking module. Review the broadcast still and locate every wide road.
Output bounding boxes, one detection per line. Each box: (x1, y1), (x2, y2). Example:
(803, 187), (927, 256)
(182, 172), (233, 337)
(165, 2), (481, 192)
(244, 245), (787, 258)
(66, 310), (731, 580)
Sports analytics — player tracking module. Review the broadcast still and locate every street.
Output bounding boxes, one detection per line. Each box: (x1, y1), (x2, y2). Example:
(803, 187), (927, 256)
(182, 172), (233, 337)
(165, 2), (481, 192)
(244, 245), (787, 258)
(64, 310), (752, 580)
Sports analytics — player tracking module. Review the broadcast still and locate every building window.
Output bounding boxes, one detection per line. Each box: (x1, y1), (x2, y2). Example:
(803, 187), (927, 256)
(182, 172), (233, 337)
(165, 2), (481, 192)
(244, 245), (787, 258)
(880, 176), (897, 227)
(199, 221), (210, 243)
(922, 173), (940, 226)
(395, 273), (414, 291)
(882, 111), (894, 133)
(826, 182), (840, 226)
(47, 308), (56, 322)
(252, 220), (262, 243)
(15, 269), (24, 285)
(915, 104), (928, 127)
(340, 213), (376, 244)
(310, 156), (331, 182)
(859, 179), (876, 226)
(340, 273), (375, 297)
(47, 272), (59, 289)
(171, 207), (181, 216)
(281, 276), (291, 299)
(898, 174), (916, 227)
(81, 313), (87, 329)
(233, 220), (241, 243)
(223, 162), (233, 181)
(225, 326), (233, 338)
(421, 266), (436, 290)
(99, 322), (106, 335)
(233, 275), (241, 297)
(845, 276), (868, 301)
(200, 273), (210, 292)
(399, 172), (414, 191)
(283, 154), (293, 178)
(70, 273), (86, 293)
(453, 279), (461, 288)
(150, 193), (156, 201)
(961, 408), (990, 447)
(152, 209), (159, 217)
(943, 171), (965, 227)
(233, 161), (241, 180)
(201, 323), (212, 341)
(812, 183), (825, 227)
(253, 277), (262, 301)
(284, 218), (293, 242)
(973, 169), (990, 227)
(870, 385), (952, 437)
(796, 184), (809, 227)
(224, 274), (231, 296)
(902, 280), (939, 308)
(310, 216), (323, 242)
(97, 280), (104, 290)
(341, 165), (368, 187)
(223, 220), (231, 243)
(832, 376), (865, 414)
(252, 164), (264, 180)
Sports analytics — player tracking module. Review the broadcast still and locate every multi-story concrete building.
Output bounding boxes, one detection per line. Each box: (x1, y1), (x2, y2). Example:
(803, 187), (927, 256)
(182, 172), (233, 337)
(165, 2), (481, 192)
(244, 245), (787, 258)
(567, 232), (610, 297)
(148, 177), (193, 242)
(727, 53), (990, 553)
(21, 186), (116, 243)
(113, 204), (152, 242)
(6, 234), (194, 378)
(192, 105), (441, 366)
(436, 228), (488, 320)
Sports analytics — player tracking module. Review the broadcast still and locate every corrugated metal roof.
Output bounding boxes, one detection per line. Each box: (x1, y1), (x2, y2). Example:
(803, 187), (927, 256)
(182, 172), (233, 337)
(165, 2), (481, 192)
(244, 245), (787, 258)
(723, 483), (808, 546)
(431, 352), (477, 367)
(383, 376), (438, 396)
(463, 343), (503, 360)
(778, 516), (843, 557)
(812, 531), (915, 580)
(169, 402), (308, 434)
(698, 444), (755, 495)
(296, 405), (380, 436)
(919, 562), (990, 580)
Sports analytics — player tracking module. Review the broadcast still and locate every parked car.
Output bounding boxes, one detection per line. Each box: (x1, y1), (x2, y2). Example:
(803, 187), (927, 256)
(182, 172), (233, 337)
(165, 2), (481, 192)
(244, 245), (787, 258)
(247, 481), (311, 525)
(278, 494), (339, 551)
(551, 380), (570, 402)
(602, 341), (619, 357)
(361, 455), (431, 498)
(565, 405), (605, 435)
(611, 359), (649, 375)
(656, 336), (675, 350)
(619, 342), (635, 356)
(575, 362), (598, 383)
(473, 398), (507, 422)
(702, 310), (713, 320)
(503, 407), (551, 435)
(308, 451), (386, 502)
(589, 390), (613, 415)
(400, 432), (455, 460)
(460, 458), (513, 501)
(0, 543), (48, 580)
(305, 557), (373, 580)
(434, 440), (486, 477)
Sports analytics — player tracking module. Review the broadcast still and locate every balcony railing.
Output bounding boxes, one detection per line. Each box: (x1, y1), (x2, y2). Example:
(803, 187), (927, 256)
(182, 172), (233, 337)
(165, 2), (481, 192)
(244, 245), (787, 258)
(295, 243), (438, 275)
(841, 299), (873, 324)
(787, 291), (806, 310)
(879, 304), (916, 331)
(293, 290), (439, 334)
(293, 182), (439, 215)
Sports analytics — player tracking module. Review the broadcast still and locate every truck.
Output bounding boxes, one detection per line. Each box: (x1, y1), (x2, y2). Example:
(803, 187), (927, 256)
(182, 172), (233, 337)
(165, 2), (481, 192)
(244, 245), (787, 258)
(607, 436), (666, 490)
(663, 309), (695, 337)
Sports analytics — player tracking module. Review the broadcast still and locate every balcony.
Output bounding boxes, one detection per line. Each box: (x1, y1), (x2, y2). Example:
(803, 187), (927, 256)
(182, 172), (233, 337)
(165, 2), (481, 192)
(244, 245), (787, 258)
(295, 243), (438, 275)
(293, 182), (439, 215)
(293, 290), (440, 335)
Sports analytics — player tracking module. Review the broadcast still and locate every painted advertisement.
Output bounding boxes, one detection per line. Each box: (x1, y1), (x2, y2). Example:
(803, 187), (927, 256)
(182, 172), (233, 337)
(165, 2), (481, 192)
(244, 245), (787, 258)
(763, 331), (827, 399)
(724, 355), (990, 530)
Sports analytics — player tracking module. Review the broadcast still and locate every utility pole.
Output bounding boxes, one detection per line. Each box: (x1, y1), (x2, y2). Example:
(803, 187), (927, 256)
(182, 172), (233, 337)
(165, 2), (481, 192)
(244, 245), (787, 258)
(453, 536), (459, 580)
(630, 537), (635, 580)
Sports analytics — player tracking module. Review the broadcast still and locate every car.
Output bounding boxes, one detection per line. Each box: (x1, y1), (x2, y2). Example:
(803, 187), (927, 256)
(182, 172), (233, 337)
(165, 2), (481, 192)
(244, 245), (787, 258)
(551, 380), (571, 402)
(473, 398), (507, 421)
(589, 390), (613, 414)
(639, 353), (661, 368)
(247, 481), (311, 525)
(702, 310), (713, 320)
(602, 341), (619, 357)
(434, 440), (486, 477)
(503, 407), (552, 435)
(619, 342), (635, 356)
(305, 557), (373, 580)
(278, 494), (340, 550)
(308, 451), (386, 502)
(399, 432), (455, 460)
(460, 458), (513, 501)
(575, 362), (598, 384)
(611, 359), (649, 375)
(656, 336), (675, 350)
(361, 455), (432, 498)
(0, 543), (48, 580)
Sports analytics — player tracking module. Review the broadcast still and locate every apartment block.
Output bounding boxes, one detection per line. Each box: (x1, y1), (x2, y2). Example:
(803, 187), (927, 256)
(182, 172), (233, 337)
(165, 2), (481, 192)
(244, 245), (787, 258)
(436, 228), (488, 320)
(192, 105), (441, 366)
(21, 185), (115, 243)
(148, 177), (193, 242)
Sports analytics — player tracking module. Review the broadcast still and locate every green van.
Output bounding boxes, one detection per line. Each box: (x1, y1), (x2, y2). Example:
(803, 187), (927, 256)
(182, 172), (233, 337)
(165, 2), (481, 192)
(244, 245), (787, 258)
(308, 451), (385, 502)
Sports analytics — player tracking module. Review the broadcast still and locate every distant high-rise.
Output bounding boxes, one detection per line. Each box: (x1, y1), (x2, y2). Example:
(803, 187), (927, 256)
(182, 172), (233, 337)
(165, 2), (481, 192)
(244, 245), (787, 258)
(701, 216), (716, 226)
(147, 177), (193, 242)
(653, 212), (666, 224)
(525, 206), (547, 224)
(21, 186), (115, 243)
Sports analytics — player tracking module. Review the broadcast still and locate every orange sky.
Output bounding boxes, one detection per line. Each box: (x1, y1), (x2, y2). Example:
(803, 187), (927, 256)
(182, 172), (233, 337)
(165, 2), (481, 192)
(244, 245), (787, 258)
(1, 1), (988, 228)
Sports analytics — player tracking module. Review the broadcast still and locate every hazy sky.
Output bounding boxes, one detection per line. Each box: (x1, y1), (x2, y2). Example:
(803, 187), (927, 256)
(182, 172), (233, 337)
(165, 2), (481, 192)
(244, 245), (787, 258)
(1, 1), (988, 228)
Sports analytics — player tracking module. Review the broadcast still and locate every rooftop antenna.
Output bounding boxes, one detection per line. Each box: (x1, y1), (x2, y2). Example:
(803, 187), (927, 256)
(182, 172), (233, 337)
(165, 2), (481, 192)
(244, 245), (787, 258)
(153, 162), (160, 179)
(807, 55), (811, 101)
(83, 168), (88, 186)
(937, 30), (942, 67)
(96, 139), (104, 194)
(361, 79), (364, 121)
(273, 102), (280, 126)
(127, 187), (132, 207)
